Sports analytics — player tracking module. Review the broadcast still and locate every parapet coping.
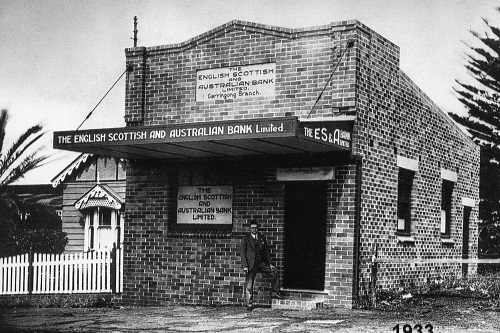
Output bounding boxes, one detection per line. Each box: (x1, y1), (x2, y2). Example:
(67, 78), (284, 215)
(125, 19), (392, 54)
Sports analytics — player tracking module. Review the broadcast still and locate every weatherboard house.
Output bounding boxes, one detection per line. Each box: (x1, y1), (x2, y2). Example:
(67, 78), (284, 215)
(51, 153), (127, 253)
(53, 20), (479, 308)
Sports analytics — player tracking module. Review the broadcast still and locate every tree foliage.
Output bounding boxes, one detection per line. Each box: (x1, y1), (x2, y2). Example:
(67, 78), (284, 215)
(0, 109), (47, 190)
(449, 10), (500, 255)
(0, 109), (68, 256)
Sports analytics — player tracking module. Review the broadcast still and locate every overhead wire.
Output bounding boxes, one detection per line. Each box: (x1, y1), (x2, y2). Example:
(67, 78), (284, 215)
(76, 68), (129, 130)
(306, 38), (355, 119)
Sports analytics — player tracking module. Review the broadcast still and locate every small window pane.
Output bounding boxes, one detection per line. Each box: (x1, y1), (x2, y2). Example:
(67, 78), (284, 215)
(118, 160), (126, 180)
(440, 210), (447, 233)
(88, 212), (94, 226)
(398, 218), (406, 231)
(99, 208), (112, 226)
(78, 162), (96, 181)
(97, 157), (117, 181)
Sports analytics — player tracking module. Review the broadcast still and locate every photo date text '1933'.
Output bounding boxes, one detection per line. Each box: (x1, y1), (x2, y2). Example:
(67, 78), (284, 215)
(393, 323), (434, 333)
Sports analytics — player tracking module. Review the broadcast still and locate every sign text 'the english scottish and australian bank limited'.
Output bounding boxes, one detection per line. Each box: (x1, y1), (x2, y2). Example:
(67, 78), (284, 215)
(54, 118), (293, 147)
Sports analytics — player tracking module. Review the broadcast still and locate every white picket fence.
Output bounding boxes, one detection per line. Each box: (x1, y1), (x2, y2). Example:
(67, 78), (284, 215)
(0, 249), (123, 295)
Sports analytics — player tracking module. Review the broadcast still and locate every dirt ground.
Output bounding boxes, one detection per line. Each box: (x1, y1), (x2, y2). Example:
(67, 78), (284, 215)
(1, 295), (499, 333)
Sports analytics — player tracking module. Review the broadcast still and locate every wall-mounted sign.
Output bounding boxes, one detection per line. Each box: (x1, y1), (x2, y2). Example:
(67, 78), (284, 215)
(196, 63), (276, 101)
(276, 167), (335, 181)
(299, 120), (353, 150)
(177, 186), (233, 224)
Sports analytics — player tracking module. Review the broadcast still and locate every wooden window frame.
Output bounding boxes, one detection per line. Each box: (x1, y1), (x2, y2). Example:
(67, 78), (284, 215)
(441, 179), (454, 237)
(396, 168), (414, 236)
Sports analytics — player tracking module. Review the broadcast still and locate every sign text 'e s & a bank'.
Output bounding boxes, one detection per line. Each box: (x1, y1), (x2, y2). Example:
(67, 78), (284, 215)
(177, 186), (233, 224)
(300, 121), (352, 149)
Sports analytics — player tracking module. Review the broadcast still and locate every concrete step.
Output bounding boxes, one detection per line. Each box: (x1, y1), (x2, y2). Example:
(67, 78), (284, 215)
(271, 297), (324, 310)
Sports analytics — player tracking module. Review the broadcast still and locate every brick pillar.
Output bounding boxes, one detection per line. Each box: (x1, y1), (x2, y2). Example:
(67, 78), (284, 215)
(125, 47), (147, 126)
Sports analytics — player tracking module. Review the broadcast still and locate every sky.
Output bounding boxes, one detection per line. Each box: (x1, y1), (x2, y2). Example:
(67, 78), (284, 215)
(1, 0), (499, 184)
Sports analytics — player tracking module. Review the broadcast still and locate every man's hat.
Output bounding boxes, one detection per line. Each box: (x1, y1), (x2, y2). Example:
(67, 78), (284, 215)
(248, 219), (259, 227)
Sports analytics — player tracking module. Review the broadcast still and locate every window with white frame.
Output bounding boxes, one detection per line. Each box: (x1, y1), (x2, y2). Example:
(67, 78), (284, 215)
(440, 168), (457, 238)
(441, 180), (454, 237)
(83, 207), (123, 250)
(75, 184), (125, 251)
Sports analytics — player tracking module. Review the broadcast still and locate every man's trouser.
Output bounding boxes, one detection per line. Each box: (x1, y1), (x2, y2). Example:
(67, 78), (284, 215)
(245, 262), (280, 305)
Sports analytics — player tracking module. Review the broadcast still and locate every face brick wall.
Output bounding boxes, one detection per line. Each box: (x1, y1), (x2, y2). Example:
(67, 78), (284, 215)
(125, 21), (359, 125)
(352, 25), (480, 296)
(117, 157), (357, 307)
(117, 20), (480, 308)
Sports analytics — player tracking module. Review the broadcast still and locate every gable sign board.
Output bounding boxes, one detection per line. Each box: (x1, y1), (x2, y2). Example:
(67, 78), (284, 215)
(196, 63), (276, 101)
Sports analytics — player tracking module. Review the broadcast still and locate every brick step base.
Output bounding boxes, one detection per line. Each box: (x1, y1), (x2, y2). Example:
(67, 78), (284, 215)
(272, 289), (328, 310)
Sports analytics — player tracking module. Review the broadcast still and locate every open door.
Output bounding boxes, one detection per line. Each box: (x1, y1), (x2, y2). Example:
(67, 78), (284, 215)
(284, 181), (327, 290)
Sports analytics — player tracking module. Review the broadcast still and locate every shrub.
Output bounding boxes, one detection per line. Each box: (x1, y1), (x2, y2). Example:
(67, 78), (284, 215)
(0, 202), (67, 256)
(7, 229), (68, 255)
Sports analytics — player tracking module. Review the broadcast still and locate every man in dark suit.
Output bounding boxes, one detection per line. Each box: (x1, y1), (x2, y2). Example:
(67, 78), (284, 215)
(240, 219), (282, 310)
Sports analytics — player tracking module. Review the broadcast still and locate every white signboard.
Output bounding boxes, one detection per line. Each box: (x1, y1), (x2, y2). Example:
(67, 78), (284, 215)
(276, 167), (335, 181)
(177, 186), (233, 224)
(196, 63), (276, 101)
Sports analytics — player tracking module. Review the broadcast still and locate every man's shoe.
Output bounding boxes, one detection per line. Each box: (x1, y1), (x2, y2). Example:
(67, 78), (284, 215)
(271, 292), (283, 299)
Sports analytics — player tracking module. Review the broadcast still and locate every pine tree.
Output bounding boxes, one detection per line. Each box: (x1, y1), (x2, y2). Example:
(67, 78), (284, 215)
(449, 11), (500, 256)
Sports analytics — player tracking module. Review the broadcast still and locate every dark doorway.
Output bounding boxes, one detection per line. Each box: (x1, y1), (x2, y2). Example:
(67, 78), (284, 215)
(462, 206), (471, 276)
(284, 181), (327, 290)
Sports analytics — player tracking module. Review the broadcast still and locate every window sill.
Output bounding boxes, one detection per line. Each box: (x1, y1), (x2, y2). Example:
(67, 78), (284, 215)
(441, 237), (455, 245)
(168, 227), (232, 239)
(396, 235), (415, 244)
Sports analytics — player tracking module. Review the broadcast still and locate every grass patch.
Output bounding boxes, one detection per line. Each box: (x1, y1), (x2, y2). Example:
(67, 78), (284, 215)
(0, 294), (113, 309)
(373, 273), (500, 310)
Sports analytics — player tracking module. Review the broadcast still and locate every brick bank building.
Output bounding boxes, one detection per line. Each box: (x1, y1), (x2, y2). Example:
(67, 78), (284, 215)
(54, 20), (480, 308)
